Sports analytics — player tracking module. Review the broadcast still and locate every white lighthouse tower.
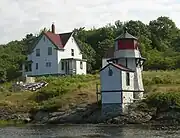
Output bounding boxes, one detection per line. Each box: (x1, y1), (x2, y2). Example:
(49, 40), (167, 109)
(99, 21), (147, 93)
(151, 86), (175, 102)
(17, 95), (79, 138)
(100, 27), (145, 116)
(112, 27), (145, 99)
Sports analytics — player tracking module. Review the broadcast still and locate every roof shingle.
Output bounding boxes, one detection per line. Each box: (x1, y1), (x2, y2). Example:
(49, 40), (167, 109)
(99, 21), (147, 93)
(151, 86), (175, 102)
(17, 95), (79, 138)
(100, 62), (134, 72)
(115, 31), (137, 40)
(44, 31), (73, 49)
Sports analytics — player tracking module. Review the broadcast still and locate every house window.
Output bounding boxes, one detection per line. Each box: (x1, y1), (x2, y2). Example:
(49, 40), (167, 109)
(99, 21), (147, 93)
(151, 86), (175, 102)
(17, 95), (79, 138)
(36, 63), (38, 70)
(48, 47), (52, 55)
(108, 67), (113, 76)
(36, 49), (40, 56)
(46, 62), (51, 67)
(61, 62), (64, 70)
(126, 72), (130, 86)
(80, 61), (83, 69)
(71, 49), (74, 56)
(43, 37), (46, 42)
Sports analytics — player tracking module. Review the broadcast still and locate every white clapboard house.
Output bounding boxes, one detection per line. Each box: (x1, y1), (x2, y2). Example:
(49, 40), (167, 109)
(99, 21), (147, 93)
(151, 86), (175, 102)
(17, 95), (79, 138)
(22, 23), (87, 77)
(100, 28), (146, 114)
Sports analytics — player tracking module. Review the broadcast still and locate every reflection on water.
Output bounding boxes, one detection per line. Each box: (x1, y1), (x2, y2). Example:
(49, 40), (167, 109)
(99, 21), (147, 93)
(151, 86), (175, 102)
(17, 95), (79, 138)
(0, 124), (179, 138)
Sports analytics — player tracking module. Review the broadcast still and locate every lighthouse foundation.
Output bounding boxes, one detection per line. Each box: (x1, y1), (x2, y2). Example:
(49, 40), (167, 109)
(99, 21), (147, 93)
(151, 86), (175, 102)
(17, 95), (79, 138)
(101, 103), (131, 118)
(101, 104), (122, 118)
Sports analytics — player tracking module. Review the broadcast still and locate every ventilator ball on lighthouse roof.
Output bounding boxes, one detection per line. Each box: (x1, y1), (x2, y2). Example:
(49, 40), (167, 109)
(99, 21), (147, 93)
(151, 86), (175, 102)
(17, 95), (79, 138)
(123, 26), (128, 33)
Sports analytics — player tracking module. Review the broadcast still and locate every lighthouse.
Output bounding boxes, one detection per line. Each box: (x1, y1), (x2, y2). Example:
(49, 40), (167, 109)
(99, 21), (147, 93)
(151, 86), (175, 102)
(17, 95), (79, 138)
(100, 27), (145, 116)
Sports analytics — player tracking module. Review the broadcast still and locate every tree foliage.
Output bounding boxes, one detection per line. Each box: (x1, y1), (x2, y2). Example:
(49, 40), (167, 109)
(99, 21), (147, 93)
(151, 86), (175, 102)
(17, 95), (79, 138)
(1, 16), (180, 82)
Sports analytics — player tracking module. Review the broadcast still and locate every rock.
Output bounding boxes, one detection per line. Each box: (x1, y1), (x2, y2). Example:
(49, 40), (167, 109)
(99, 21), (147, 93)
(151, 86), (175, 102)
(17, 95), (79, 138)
(7, 102), (180, 125)
(107, 115), (127, 124)
(127, 111), (152, 124)
(49, 112), (65, 117)
(30, 102), (154, 125)
(156, 110), (180, 122)
(33, 111), (49, 123)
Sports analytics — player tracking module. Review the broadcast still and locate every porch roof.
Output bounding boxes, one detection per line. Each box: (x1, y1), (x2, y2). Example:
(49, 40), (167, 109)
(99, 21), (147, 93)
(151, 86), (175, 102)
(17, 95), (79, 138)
(61, 58), (87, 62)
(22, 60), (33, 64)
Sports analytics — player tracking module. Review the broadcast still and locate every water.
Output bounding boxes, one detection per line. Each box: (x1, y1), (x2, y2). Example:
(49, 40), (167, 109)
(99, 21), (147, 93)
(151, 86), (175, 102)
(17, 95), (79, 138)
(0, 124), (180, 138)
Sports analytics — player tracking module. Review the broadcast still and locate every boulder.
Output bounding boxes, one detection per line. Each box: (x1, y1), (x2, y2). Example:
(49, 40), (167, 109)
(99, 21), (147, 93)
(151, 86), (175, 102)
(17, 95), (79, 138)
(33, 110), (49, 123)
(127, 111), (152, 124)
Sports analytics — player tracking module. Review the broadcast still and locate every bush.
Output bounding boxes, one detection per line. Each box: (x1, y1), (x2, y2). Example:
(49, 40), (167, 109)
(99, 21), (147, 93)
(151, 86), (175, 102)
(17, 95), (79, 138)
(152, 76), (163, 84)
(144, 92), (180, 109)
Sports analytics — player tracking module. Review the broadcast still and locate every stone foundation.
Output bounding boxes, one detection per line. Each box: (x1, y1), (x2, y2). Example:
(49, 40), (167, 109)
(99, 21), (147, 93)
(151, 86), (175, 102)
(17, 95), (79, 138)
(101, 104), (123, 119)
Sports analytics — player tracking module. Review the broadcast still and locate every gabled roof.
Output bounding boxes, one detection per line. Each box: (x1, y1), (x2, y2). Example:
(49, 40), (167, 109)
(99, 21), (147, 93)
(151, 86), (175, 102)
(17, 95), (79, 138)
(100, 62), (134, 72)
(29, 31), (74, 54)
(44, 31), (73, 49)
(115, 31), (138, 41)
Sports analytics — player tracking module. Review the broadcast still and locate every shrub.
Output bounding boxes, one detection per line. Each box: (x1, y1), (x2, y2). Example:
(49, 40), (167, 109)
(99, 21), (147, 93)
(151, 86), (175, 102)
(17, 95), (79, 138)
(152, 76), (163, 84)
(144, 92), (180, 109)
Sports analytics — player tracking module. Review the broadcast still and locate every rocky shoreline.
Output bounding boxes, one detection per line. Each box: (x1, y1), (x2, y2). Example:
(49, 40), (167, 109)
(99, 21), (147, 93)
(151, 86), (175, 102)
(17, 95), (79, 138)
(1, 102), (180, 126)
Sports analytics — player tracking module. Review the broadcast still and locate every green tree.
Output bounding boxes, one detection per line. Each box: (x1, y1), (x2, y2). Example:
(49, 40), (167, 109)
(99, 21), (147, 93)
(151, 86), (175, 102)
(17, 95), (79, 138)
(149, 16), (178, 51)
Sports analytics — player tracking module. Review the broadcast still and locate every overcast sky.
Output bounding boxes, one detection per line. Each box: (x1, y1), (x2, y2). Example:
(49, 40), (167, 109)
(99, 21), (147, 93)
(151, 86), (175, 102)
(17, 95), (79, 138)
(0, 0), (180, 44)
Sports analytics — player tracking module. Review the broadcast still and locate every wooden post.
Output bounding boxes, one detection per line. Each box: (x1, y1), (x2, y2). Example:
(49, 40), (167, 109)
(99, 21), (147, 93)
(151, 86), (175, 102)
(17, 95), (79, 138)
(96, 83), (98, 104)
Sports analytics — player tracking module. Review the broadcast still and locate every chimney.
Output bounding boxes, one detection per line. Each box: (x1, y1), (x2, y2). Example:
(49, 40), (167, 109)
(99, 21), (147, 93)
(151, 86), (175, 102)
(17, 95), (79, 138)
(51, 23), (55, 33)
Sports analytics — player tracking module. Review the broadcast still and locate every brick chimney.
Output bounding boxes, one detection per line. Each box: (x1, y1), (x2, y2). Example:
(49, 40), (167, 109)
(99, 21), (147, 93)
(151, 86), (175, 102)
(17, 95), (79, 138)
(51, 23), (55, 34)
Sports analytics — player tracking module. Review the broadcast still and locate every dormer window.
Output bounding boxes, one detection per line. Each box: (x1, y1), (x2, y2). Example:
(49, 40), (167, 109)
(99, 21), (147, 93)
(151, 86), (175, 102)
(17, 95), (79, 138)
(71, 49), (74, 56)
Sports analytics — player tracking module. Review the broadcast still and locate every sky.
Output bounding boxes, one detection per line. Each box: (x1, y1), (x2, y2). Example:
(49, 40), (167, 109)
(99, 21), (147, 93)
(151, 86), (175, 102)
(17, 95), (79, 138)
(0, 0), (180, 44)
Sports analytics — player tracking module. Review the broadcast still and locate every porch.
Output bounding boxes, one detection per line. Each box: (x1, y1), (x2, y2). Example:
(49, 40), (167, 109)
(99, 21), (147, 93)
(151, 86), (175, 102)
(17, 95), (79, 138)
(61, 58), (86, 75)
(61, 59), (76, 75)
(21, 60), (33, 77)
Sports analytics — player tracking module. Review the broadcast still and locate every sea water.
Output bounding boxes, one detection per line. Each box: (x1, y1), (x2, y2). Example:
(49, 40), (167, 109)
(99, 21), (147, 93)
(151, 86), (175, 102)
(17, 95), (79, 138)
(0, 124), (179, 138)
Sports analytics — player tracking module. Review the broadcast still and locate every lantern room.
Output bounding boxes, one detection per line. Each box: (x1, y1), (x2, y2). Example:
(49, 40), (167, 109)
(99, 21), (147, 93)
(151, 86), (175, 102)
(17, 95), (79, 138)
(115, 28), (139, 51)
(114, 28), (142, 59)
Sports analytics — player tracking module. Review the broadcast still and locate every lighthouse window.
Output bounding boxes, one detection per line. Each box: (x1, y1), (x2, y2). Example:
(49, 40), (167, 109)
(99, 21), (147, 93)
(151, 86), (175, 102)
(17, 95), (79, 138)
(108, 68), (113, 76)
(126, 72), (130, 86)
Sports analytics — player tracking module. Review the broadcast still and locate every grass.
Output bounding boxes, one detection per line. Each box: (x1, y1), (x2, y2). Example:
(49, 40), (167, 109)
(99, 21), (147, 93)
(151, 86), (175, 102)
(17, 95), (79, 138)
(0, 70), (180, 113)
(0, 120), (24, 127)
(143, 70), (180, 94)
(0, 74), (100, 113)
(143, 70), (180, 85)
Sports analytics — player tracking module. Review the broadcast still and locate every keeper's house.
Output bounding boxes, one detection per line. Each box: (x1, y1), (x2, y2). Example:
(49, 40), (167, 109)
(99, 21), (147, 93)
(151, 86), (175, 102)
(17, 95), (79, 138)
(21, 23), (87, 77)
